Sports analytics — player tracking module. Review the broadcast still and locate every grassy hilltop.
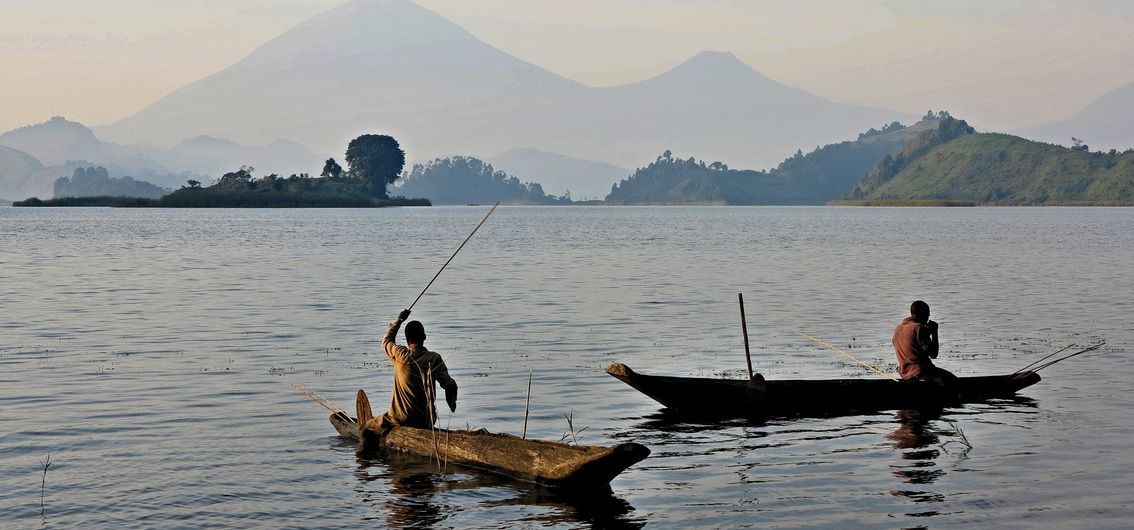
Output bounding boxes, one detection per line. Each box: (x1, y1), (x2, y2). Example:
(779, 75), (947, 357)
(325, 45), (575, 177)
(850, 119), (1134, 205)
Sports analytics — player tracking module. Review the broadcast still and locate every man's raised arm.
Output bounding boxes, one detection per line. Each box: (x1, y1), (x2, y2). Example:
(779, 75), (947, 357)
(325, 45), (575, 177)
(382, 309), (412, 361)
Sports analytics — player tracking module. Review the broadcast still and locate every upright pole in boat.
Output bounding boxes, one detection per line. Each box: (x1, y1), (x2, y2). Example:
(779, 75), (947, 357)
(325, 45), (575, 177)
(739, 293), (754, 381)
(407, 201), (500, 311)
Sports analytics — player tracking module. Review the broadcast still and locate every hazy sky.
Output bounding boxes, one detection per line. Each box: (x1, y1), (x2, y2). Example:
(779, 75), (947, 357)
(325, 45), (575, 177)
(3, 0), (1132, 133)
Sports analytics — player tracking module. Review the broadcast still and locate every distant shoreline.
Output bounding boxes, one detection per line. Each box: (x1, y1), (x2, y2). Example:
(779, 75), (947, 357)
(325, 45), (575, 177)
(13, 194), (430, 208)
(12, 196), (1134, 208)
(828, 199), (976, 207)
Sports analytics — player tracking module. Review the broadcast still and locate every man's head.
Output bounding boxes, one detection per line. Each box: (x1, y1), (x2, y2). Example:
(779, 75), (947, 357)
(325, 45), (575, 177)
(405, 320), (426, 346)
(910, 300), (931, 323)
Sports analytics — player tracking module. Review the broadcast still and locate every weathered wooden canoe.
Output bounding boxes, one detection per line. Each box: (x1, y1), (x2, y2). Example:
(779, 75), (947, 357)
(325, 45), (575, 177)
(327, 390), (650, 489)
(606, 363), (1041, 418)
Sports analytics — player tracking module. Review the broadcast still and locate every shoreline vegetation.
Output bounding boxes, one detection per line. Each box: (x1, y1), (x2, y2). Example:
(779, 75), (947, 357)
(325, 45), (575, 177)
(829, 199), (976, 207)
(10, 117), (1134, 208)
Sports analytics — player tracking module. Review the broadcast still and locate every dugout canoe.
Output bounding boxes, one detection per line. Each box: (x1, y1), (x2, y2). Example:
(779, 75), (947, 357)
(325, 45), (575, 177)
(327, 389), (650, 488)
(606, 362), (1041, 418)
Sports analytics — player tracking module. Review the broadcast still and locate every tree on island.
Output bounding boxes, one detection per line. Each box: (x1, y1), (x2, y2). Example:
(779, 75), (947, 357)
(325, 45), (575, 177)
(213, 165), (256, 190)
(321, 158), (343, 179)
(344, 134), (405, 198)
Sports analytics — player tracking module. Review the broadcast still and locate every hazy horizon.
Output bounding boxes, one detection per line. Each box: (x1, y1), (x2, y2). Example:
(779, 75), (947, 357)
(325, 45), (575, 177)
(3, 0), (1133, 134)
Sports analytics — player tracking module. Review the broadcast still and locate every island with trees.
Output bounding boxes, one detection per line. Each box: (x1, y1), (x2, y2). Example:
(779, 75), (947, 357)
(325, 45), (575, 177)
(393, 156), (572, 205)
(15, 134), (430, 208)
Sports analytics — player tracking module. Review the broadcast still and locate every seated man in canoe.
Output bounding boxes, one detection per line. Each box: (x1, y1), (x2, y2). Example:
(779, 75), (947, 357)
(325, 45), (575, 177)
(893, 300), (958, 391)
(379, 309), (458, 428)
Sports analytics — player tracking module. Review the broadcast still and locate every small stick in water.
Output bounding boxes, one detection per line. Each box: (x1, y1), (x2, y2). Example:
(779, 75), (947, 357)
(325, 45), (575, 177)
(40, 453), (53, 518)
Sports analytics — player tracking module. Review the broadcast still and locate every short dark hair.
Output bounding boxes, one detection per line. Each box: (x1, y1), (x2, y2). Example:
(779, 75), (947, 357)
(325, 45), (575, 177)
(910, 300), (930, 321)
(405, 320), (426, 345)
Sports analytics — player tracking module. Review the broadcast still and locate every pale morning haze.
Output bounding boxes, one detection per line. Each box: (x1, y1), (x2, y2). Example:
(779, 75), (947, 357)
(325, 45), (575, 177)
(4, 1), (1134, 528)
(3, 0), (1133, 132)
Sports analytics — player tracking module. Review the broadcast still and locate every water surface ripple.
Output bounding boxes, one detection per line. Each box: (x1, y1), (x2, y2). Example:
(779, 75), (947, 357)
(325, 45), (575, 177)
(1, 206), (1131, 528)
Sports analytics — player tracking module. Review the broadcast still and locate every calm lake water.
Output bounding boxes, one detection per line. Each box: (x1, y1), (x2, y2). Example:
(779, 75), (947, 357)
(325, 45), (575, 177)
(2, 206), (1132, 528)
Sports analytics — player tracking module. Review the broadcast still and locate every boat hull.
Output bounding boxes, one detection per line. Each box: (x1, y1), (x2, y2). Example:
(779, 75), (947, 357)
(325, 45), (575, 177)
(606, 363), (1041, 418)
(329, 411), (649, 488)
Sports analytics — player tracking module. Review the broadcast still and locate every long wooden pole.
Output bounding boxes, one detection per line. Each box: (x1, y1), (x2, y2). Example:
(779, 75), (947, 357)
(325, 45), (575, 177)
(522, 370), (533, 439)
(796, 331), (900, 382)
(407, 201), (500, 311)
(739, 293), (754, 381)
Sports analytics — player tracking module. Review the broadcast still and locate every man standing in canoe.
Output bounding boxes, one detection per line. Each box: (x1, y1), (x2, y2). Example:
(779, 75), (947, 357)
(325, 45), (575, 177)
(380, 309), (458, 428)
(893, 301), (958, 390)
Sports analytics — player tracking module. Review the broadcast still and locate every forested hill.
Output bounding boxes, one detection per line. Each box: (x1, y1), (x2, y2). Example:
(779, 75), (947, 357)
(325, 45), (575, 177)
(850, 125), (1134, 205)
(392, 157), (571, 205)
(605, 153), (809, 205)
(605, 116), (944, 204)
(850, 116), (976, 199)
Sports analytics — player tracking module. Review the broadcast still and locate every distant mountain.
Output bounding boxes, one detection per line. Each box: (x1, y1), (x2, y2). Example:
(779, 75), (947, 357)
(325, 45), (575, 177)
(488, 148), (628, 200)
(100, 0), (581, 151)
(0, 116), (326, 191)
(852, 123), (1134, 205)
(164, 136), (324, 178)
(0, 117), (190, 189)
(99, 0), (909, 170)
(0, 145), (46, 199)
(0, 117), (105, 165)
(1019, 81), (1134, 151)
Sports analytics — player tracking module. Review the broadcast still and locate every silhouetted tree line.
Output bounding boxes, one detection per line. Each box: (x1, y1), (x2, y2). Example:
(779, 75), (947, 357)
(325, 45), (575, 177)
(157, 134), (428, 207)
(53, 166), (169, 199)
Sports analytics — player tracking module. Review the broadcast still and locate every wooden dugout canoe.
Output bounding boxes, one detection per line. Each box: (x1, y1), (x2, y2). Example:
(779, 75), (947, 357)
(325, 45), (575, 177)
(606, 362), (1041, 418)
(328, 390), (650, 489)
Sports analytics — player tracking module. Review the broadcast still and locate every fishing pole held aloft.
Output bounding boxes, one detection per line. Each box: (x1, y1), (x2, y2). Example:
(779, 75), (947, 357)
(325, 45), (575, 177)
(407, 201), (500, 311)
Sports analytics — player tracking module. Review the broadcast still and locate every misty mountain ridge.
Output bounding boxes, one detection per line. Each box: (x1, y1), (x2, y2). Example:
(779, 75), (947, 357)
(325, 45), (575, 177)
(0, 145), (47, 200)
(0, 116), (328, 197)
(0, 116), (105, 165)
(1020, 80), (1134, 152)
(98, 0), (910, 170)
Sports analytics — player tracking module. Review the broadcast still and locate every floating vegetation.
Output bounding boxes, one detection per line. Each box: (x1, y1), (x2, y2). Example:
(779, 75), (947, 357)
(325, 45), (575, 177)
(941, 421), (973, 454)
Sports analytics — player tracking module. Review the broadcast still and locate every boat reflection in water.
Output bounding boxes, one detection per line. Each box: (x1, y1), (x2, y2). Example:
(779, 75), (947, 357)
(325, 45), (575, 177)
(349, 447), (643, 529)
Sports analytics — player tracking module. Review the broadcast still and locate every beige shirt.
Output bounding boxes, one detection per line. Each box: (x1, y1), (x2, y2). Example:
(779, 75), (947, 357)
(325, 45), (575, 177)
(381, 317), (457, 428)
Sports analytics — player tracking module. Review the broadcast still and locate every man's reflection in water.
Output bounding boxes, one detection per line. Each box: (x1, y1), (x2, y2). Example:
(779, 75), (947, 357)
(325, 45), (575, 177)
(354, 453), (448, 528)
(888, 409), (947, 507)
(352, 450), (643, 529)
